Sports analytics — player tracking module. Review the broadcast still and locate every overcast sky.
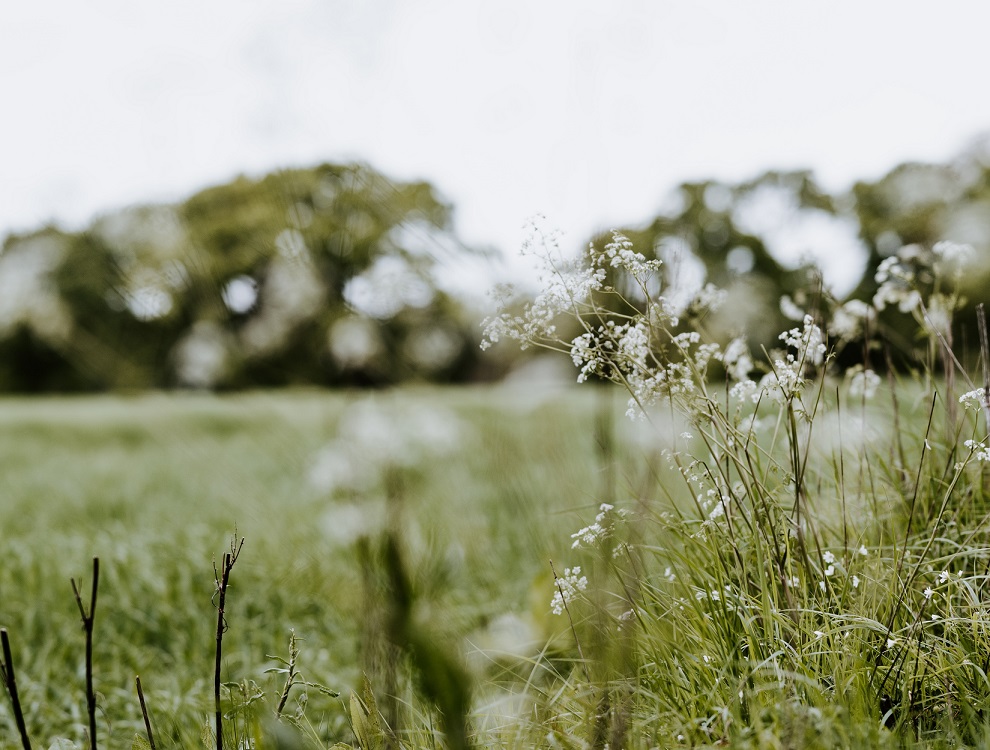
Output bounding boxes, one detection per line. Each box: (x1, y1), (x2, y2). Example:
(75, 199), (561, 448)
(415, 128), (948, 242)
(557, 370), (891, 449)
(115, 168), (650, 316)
(3, 1), (990, 290)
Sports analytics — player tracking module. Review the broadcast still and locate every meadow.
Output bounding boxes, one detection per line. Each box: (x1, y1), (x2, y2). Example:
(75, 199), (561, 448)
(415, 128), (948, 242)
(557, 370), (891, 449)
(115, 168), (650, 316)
(0, 384), (648, 748)
(4, 232), (990, 749)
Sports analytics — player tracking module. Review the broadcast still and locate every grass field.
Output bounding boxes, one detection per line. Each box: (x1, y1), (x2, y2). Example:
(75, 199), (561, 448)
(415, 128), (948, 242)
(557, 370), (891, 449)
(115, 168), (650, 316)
(0, 384), (642, 748)
(2, 375), (990, 749)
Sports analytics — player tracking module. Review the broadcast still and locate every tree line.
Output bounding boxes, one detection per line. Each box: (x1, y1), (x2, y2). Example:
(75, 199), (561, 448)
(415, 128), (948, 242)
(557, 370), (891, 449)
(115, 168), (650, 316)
(2, 144), (989, 392)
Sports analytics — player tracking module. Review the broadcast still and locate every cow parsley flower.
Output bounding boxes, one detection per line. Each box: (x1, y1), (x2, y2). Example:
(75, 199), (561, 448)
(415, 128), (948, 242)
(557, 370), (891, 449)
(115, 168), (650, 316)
(964, 440), (990, 463)
(847, 367), (881, 399)
(551, 567), (588, 615)
(959, 388), (988, 411)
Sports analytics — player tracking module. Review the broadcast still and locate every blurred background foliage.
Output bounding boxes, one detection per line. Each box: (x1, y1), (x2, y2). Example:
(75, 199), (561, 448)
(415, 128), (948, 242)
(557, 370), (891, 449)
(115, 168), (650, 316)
(3, 146), (990, 393)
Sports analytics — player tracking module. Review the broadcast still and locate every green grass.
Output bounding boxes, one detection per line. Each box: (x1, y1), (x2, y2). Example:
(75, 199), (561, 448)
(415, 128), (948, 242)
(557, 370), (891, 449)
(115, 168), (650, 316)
(2, 380), (990, 749)
(0, 385), (631, 748)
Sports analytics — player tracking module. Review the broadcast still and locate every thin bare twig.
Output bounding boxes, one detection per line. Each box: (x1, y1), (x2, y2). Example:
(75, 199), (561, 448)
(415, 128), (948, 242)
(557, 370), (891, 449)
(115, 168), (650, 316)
(71, 557), (99, 750)
(1, 628), (32, 750)
(136, 676), (156, 750)
(214, 536), (244, 750)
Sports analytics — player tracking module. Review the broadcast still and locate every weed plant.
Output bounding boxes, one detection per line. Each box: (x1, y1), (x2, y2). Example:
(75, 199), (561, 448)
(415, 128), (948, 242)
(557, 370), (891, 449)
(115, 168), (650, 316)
(480, 226), (990, 747)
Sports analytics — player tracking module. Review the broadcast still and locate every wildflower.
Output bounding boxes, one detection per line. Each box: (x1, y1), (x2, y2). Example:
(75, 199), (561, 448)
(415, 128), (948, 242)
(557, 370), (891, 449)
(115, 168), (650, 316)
(779, 295), (805, 321)
(814, 630), (825, 639)
(964, 439), (990, 463)
(932, 240), (975, 267)
(720, 336), (754, 382)
(938, 570), (950, 584)
(819, 581), (827, 592)
(570, 503), (623, 548)
(780, 315), (827, 367)
(730, 379), (758, 401)
(550, 567), (588, 615)
(829, 299), (874, 340)
(847, 367), (881, 399)
(858, 545), (869, 556)
(824, 564), (835, 577)
(852, 575), (860, 588)
(959, 388), (987, 412)
(823, 551), (836, 564)
(873, 255), (922, 312)
(886, 638), (897, 649)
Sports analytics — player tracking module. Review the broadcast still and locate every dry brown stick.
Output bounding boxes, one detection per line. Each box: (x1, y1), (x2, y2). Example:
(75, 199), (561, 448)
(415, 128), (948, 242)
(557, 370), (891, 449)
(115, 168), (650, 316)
(1, 628), (32, 750)
(71, 557), (99, 750)
(213, 537), (244, 750)
(135, 676), (156, 750)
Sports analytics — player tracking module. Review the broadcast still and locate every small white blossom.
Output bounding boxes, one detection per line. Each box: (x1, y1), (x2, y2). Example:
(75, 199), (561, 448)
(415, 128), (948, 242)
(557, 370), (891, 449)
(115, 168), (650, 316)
(848, 367), (881, 399)
(720, 336), (754, 382)
(964, 439), (990, 463)
(851, 575), (860, 588)
(551, 567), (588, 615)
(823, 551), (836, 565)
(923, 587), (934, 600)
(829, 299), (874, 340)
(932, 240), (974, 265)
(886, 638), (897, 649)
(779, 295), (805, 321)
(959, 388), (987, 412)
(858, 545), (869, 556)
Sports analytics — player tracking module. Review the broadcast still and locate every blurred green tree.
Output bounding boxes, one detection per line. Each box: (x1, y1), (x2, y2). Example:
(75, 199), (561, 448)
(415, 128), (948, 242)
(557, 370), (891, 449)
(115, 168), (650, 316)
(0, 163), (484, 391)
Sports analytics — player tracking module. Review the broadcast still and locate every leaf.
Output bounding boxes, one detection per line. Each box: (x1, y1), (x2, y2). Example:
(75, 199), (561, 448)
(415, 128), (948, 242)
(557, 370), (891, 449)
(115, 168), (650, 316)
(132, 734), (152, 750)
(350, 692), (371, 749)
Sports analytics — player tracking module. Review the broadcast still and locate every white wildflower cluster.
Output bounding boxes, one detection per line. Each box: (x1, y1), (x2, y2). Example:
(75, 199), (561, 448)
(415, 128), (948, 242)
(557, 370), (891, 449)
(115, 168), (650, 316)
(873, 254), (922, 313)
(596, 231), (664, 279)
(570, 502), (629, 549)
(719, 336), (754, 383)
(780, 315), (827, 367)
(964, 439), (990, 463)
(309, 398), (466, 494)
(481, 225), (608, 350)
(959, 388), (988, 412)
(482, 222), (734, 421)
(550, 566), (588, 615)
(829, 299), (874, 341)
(750, 316), (827, 405)
(871, 241), (972, 324)
(932, 240), (975, 279)
(779, 294), (806, 322)
(846, 365), (881, 399)
(688, 283), (728, 314)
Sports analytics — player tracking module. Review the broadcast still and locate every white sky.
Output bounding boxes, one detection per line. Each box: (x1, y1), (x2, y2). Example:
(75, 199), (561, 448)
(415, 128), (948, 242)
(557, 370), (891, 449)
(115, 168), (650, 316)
(3, 1), (990, 293)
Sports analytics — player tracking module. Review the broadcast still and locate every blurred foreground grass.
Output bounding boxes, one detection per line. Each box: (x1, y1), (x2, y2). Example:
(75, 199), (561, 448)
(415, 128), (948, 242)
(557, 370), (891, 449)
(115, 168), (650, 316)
(0, 384), (642, 746)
